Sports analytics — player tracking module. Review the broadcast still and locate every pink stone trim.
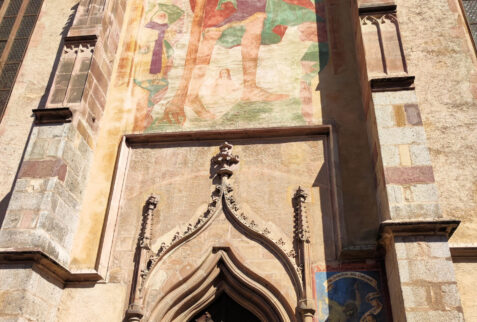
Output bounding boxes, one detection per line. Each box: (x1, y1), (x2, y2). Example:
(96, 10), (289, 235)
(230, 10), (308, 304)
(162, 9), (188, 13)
(384, 166), (435, 184)
(19, 159), (68, 181)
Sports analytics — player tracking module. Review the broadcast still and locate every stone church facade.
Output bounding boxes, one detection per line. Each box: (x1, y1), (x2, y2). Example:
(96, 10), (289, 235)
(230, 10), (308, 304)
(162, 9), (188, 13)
(0, 0), (476, 321)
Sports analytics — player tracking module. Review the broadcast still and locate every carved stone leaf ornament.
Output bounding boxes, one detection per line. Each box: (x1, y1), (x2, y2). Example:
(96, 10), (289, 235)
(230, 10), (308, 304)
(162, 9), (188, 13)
(210, 141), (239, 176)
(293, 187), (311, 243)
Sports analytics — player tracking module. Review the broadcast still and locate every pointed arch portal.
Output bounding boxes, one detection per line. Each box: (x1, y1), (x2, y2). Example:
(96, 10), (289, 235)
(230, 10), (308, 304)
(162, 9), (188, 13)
(146, 247), (295, 321)
(190, 293), (260, 322)
(124, 142), (322, 322)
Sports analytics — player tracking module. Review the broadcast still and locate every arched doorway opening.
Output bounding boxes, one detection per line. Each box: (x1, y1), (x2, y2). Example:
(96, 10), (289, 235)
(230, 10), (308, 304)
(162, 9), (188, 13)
(190, 292), (260, 322)
(146, 247), (295, 321)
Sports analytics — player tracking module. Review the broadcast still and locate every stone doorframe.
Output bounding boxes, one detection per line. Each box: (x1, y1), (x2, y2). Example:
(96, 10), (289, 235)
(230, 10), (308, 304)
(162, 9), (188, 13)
(147, 246), (294, 321)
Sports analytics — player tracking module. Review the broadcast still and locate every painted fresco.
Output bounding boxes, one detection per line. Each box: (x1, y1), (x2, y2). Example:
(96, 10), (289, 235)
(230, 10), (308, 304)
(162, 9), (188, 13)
(131, 0), (329, 132)
(314, 266), (390, 322)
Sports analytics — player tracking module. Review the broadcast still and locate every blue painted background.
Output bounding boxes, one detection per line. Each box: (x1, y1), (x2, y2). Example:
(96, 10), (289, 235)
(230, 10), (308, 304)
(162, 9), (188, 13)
(315, 269), (388, 322)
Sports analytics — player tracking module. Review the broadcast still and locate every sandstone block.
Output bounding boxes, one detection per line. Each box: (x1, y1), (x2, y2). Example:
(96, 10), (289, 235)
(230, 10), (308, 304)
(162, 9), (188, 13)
(409, 145), (432, 166)
(386, 184), (403, 204)
(406, 310), (464, 322)
(404, 104), (423, 125)
(7, 191), (47, 211)
(405, 258), (456, 282)
(18, 159), (68, 182)
(37, 212), (70, 248)
(381, 145), (400, 167)
(36, 124), (69, 139)
(379, 127), (427, 145)
(390, 203), (441, 219)
(398, 144), (412, 166)
(402, 285), (429, 308)
(64, 169), (82, 200)
(441, 284), (462, 308)
(372, 90), (418, 106)
(385, 166), (435, 185)
(374, 104), (395, 128)
(62, 142), (82, 175)
(410, 184), (439, 202)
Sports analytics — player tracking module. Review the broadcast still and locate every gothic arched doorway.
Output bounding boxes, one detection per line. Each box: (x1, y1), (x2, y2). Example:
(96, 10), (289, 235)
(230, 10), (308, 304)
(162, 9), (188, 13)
(190, 293), (261, 322)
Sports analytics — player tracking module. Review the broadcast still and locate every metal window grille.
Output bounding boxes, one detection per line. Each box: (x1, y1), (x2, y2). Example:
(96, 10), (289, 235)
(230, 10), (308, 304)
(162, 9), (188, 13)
(0, 0), (43, 122)
(462, 0), (477, 45)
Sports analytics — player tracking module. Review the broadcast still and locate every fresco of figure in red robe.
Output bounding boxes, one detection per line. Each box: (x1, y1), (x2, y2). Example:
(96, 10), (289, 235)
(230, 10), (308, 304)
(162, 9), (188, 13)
(133, 0), (329, 131)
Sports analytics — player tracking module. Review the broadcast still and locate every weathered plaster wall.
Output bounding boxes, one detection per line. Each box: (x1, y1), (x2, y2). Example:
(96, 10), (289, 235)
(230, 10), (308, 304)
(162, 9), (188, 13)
(0, 0), (78, 223)
(68, 138), (335, 319)
(69, 0), (381, 270)
(56, 283), (127, 322)
(454, 261), (477, 320)
(0, 264), (63, 321)
(396, 0), (477, 243)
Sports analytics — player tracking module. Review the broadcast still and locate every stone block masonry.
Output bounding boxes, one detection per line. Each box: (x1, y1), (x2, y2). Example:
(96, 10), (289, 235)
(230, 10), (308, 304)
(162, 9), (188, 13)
(0, 0), (128, 319)
(357, 2), (467, 320)
(372, 90), (442, 221)
(0, 123), (92, 266)
(383, 233), (464, 322)
(0, 264), (63, 321)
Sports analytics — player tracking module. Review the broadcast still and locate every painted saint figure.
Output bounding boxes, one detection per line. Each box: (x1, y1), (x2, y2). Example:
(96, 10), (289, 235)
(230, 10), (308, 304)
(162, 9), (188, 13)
(163, 0), (321, 124)
(132, 3), (184, 131)
(145, 19), (169, 74)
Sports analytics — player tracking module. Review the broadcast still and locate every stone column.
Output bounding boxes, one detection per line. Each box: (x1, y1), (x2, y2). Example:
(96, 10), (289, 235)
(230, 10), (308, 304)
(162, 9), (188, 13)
(0, 114), (93, 321)
(357, 2), (465, 320)
(372, 83), (465, 322)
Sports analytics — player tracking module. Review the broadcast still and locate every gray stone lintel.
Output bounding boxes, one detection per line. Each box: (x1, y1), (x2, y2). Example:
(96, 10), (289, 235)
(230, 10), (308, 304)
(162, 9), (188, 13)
(379, 219), (460, 240)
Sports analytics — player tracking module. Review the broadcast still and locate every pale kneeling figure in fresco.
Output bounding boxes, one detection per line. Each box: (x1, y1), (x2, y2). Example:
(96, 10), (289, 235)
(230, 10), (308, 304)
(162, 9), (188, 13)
(133, 0), (328, 129)
(163, 0), (321, 125)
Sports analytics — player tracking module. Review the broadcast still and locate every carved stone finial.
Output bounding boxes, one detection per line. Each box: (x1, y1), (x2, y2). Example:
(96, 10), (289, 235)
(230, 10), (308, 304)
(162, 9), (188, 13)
(139, 195), (158, 249)
(294, 186), (308, 202)
(211, 142), (240, 176)
(147, 195), (159, 210)
(293, 187), (310, 243)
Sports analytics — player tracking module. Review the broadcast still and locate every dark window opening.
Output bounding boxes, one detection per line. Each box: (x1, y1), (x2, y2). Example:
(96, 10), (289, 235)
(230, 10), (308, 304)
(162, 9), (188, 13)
(462, 0), (477, 47)
(0, 0), (43, 122)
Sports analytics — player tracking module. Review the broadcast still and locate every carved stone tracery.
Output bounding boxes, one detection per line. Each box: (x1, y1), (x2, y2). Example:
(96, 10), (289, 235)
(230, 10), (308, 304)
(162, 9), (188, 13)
(126, 142), (318, 321)
(293, 187), (311, 243)
(210, 141), (240, 176)
(292, 187), (316, 321)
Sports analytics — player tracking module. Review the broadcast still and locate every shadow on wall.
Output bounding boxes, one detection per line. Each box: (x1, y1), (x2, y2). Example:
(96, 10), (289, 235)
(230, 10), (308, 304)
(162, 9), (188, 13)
(0, 4), (78, 229)
(38, 4), (78, 108)
(316, 0), (379, 255)
(314, 1), (391, 321)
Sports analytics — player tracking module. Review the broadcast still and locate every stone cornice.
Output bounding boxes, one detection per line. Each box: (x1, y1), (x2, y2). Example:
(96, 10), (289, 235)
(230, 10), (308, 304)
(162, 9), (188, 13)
(32, 107), (72, 124)
(358, 4), (397, 15)
(379, 219), (460, 239)
(370, 76), (415, 92)
(0, 250), (103, 286)
(450, 246), (477, 260)
(64, 34), (98, 44)
(125, 125), (332, 146)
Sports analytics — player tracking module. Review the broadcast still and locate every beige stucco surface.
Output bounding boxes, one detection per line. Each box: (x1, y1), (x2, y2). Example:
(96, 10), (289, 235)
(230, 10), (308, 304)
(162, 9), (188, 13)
(70, 0), (380, 269)
(397, 0), (477, 243)
(105, 138), (334, 316)
(454, 261), (477, 321)
(0, 0), (78, 219)
(57, 283), (128, 322)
